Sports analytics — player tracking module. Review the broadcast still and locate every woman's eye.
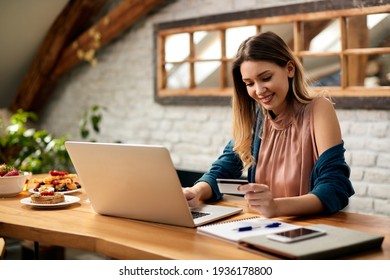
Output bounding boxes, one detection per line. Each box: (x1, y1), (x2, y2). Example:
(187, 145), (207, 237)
(245, 82), (254, 87)
(262, 76), (272, 82)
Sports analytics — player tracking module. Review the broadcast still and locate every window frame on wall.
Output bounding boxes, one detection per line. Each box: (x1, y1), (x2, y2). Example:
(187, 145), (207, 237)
(154, 0), (390, 109)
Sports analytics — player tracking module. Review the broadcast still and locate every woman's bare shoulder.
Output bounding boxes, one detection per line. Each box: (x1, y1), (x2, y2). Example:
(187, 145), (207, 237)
(311, 96), (341, 155)
(312, 96), (334, 109)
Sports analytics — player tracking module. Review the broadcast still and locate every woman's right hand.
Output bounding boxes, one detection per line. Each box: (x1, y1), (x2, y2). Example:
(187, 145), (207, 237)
(182, 182), (213, 207)
(237, 183), (279, 218)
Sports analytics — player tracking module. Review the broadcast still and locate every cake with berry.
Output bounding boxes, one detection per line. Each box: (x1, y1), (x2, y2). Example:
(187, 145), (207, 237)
(30, 186), (65, 204)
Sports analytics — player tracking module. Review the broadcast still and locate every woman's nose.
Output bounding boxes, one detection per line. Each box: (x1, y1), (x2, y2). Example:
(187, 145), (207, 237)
(256, 85), (266, 96)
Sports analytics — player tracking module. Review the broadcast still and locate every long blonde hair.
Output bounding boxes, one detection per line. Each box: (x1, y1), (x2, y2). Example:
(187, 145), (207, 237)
(231, 31), (313, 171)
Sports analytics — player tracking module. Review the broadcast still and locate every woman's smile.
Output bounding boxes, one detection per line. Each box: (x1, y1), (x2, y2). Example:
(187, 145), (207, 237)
(259, 93), (275, 105)
(241, 60), (293, 116)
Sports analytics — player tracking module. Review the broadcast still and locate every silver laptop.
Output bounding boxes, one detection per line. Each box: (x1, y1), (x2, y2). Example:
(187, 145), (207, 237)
(65, 141), (242, 227)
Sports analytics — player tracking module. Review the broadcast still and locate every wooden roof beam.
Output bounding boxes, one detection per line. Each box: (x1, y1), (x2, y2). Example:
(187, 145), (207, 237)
(12, 0), (163, 113)
(12, 0), (108, 112)
(52, 0), (163, 79)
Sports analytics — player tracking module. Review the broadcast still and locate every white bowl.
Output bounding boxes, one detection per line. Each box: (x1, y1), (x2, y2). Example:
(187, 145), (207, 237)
(0, 172), (31, 198)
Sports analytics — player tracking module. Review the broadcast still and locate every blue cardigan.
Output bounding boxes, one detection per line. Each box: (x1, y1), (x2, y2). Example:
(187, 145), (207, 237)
(197, 117), (355, 214)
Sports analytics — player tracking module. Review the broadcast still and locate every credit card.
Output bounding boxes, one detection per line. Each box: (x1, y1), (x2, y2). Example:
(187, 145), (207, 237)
(216, 179), (248, 195)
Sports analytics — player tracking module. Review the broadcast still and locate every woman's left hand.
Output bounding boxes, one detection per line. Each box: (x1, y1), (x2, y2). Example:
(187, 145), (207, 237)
(237, 183), (279, 218)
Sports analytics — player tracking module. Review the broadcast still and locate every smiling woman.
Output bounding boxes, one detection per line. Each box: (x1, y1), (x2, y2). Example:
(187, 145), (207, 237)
(240, 60), (294, 115)
(183, 31), (354, 218)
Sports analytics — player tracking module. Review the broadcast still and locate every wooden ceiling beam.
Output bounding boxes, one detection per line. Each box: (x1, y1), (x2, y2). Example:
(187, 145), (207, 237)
(11, 0), (108, 112)
(52, 0), (163, 79)
(12, 0), (163, 113)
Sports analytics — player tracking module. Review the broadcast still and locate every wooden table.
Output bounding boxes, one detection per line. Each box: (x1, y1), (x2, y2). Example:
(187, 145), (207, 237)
(0, 180), (389, 260)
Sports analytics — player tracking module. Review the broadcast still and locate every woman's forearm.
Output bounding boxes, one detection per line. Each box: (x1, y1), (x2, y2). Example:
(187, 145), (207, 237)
(191, 181), (213, 202)
(274, 194), (324, 217)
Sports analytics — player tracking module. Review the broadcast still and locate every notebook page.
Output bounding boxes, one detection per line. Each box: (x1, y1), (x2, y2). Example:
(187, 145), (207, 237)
(197, 217), (300, 244)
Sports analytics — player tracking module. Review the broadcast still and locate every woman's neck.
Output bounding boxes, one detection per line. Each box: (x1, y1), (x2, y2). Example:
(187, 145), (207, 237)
(269, 110), (277, 119)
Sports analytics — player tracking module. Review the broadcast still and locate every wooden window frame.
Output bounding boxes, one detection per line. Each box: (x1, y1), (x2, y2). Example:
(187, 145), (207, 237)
(154, 0), (390, 109)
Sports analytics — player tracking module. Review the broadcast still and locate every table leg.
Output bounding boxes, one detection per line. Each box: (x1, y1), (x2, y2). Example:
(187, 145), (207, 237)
(34, 241), (39, 260)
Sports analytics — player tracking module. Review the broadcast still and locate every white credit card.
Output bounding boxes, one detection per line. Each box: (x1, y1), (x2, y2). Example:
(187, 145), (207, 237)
(216, 179), (248, 195)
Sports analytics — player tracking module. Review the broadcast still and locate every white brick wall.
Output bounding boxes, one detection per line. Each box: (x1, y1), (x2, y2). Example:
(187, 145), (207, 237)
(39, 0), (389, 217)
(339, 109), (390, 216)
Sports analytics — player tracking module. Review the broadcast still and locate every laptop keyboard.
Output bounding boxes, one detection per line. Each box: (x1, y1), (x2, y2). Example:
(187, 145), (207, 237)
(191, 211), (210, 219)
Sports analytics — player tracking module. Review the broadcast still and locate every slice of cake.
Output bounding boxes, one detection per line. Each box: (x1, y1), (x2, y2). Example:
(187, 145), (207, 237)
(30, 186), (65, 204)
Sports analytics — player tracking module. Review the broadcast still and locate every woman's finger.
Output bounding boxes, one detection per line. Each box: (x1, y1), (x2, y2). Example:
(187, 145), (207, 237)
(237, 183), (269, 193)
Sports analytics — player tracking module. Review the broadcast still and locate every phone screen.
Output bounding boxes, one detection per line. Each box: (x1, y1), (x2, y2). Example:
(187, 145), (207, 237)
(267, 227), (326, 243)
(275, 228), (319, 238)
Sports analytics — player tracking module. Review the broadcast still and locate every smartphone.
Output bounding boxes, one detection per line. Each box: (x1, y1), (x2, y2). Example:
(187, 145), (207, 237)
(216, 178), (248, 195)
(266, 227), (326, 243)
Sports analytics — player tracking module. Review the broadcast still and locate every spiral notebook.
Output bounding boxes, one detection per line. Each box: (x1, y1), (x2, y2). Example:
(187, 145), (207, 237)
(238, 224), (384, 259)
(197, 217), (300, 244)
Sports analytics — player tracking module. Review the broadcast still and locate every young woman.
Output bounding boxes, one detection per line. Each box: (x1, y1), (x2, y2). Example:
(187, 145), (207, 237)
(183, 31), (354, 218)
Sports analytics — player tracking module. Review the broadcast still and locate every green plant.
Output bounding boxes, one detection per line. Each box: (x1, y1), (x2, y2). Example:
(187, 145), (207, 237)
(0, 109), (71, 173)
(79, 104), (107, 141)
(0, 105), (106, 174)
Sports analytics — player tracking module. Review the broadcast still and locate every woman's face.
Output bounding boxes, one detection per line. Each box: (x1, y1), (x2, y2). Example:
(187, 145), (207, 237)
(240, 60), (295, 116)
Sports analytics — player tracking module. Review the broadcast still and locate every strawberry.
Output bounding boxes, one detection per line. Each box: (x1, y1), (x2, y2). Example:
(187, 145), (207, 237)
(0, 164), (8, 176)
(49, 170), (69, 176)
(4, 168), (20, 177)
(51, 180), (60, 185)
(40, 190), (55, 196)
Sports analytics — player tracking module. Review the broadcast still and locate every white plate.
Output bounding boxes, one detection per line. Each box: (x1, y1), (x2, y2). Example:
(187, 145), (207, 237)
(20, 195), (80, 208)
(28, 188), (81, 195)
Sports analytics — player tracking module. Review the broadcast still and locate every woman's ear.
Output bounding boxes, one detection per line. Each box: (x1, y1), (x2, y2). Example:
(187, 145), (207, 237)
(287, 61), (295, 78)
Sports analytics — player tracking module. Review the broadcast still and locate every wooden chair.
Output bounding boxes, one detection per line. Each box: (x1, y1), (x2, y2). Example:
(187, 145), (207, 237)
(0, 237), (5, 259)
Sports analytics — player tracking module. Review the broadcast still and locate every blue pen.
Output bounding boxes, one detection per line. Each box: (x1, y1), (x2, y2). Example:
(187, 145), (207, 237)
(236, 222), (281, 232)
(265, 222), (282, 228)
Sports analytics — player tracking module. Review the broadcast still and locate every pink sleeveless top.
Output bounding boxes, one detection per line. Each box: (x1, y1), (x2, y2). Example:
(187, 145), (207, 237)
(255, 98), (320, 197)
